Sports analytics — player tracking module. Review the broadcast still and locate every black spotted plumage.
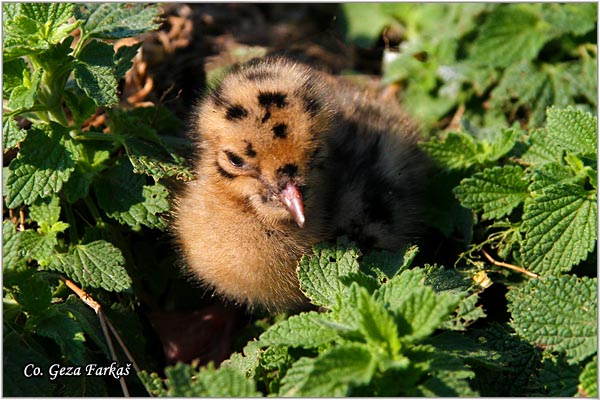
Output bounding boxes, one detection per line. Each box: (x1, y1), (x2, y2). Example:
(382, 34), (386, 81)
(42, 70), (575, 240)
(175, 56), (429, 312)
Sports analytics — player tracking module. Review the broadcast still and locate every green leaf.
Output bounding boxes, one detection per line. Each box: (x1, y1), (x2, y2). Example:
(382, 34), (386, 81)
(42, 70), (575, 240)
(3, 331), (56, 396)
(20, 3), (77, 42)
(7, 68), (42, 111)
(2, 3), (78, 59)
(10, 269), (52, 314)
(521, 183), (597, 274)
(163, 363), (261, 397)
(259, 311), (339, 348)
(124, 136), (194, 181)
(420, 128), (516, 171)
(454, 165), (529, 220)
(542, 3), (597, 36)
(373, 268), (460, 344)
(338, 4), (393, 48)
(508, 275), (597, 363)
(3, 220), (25, 271)
(5, 123), (76, 208)
(73, 40), (118, 107)
(114, 43), (141, 80)
(396, 284), (459, 344)
(297, 240), (361, 308)
(3, 116), (27, 150)
(529, 162), (578, 193)
(76, 3), (161, 40)
(18, 230), (56, 266)
(26, 309), (86, 364)
(362, 245), (418, 281)
(470, 5), (550, 67)
(58, 296), (108, 356)
(3, 57), (28, 97)
(354, 284), (401, 355)
(29, 196), (61, 228)
(522, 128), (564, 165)
(47, 240), (131, 292)
(279, 344), (375, 396)
(94, 160), (169, 230)
(578, 356), (597, 397)
(544, 106), (597, 156)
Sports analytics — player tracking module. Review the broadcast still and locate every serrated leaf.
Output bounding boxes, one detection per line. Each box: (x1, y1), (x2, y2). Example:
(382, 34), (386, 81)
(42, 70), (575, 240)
(221, 341), (263, 379)
(297, 240), (361, 308)
(124, 136), (194, 181)
(77, 3), (161, 40)
(454, 165), (529, 219)
(529, 162), (578, 193)
(164, 363), (261, 397)
(396, 286), (460, 344)
(470, 5), (549, 67)
(279, 344), (375, 397)
(94, 160), (169, 230)
(3, 58), (28, 97)
(577, 355), (597, 397)
(18, 230), (56, 266)
(29, 196), (61, 228)
(26, 309), (86, 364)
(73, 40), (118, 107)
(7, 68), (42, 111)
(138, 371), (167, 397)
(5, 123), (76, 208)
(20, 3), (76, 41)
(354, 284), (401, 355)
(259, 311), (339, 348)
(542, 3), (597, 36)
(508, 275), (597, 363)
(521, 183), (597, 274)
(413, 347), (478, 396)
(544, 106), (597, 156)
(523, 128), (564, 165)
(3, 220), (25, 271)
(10, 269), (52, 314)
(3, 116), (27, 150)
(374, 268), (425, 307)
(420, 131), (478, 170)
(3, 3), (78, 59)
(114, 43), (141, 80)
(47, 240), (131, 292)
(3, 331), (56, 396)
(362, 245), (418, 281)
(58, 296), (108, 356)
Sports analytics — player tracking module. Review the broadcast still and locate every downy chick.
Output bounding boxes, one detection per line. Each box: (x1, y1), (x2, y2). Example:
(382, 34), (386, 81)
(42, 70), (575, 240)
(174, 57), (429, 312)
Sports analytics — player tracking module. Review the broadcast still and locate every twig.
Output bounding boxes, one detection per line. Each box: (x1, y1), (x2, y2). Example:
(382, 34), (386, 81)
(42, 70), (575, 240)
(60, 277), (154, 397)
(481, 249), (539, 279)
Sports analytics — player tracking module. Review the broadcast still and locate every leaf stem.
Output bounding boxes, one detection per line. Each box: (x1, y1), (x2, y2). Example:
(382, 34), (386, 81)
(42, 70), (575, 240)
(60, 277), (152, 397)
(84, 197), (105, 227)
(63, 203), (79, 244)
(481, 249), (539, 279)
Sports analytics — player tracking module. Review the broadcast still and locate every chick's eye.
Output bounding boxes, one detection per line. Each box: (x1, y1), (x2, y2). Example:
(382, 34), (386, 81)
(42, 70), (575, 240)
(225, 151), (245, 168)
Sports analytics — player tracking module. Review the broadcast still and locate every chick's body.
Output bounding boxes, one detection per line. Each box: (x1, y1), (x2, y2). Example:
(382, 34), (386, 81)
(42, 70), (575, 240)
(175, 57), (428, 311)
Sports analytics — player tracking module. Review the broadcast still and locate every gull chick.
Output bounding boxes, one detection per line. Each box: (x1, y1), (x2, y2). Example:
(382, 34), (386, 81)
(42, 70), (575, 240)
(174, 57), (429, 311)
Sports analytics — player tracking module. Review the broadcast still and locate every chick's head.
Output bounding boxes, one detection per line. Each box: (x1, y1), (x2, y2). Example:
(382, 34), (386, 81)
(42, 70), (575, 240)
(193, 58), (335, 228)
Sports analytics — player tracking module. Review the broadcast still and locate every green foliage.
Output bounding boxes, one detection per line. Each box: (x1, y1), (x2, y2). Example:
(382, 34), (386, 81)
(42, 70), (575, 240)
(508, 275), (597, 364)
(2, 3), (186, 396)
(4, 3), (597, 398)
(145, 242), (482, 396)
(340, 3), (597, 130)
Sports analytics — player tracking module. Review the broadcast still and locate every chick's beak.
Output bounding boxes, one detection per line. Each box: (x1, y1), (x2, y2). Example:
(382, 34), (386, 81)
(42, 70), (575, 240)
(279, 182), (305, 228)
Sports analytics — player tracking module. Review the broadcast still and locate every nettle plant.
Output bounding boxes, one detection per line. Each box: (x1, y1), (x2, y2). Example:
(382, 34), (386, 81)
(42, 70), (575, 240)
(2, 2), (598, 398)
(3, 3), (191, 396)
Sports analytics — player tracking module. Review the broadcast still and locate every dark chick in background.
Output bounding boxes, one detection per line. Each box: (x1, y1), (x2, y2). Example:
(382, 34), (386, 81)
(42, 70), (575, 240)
(174, 57), (429, 312)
